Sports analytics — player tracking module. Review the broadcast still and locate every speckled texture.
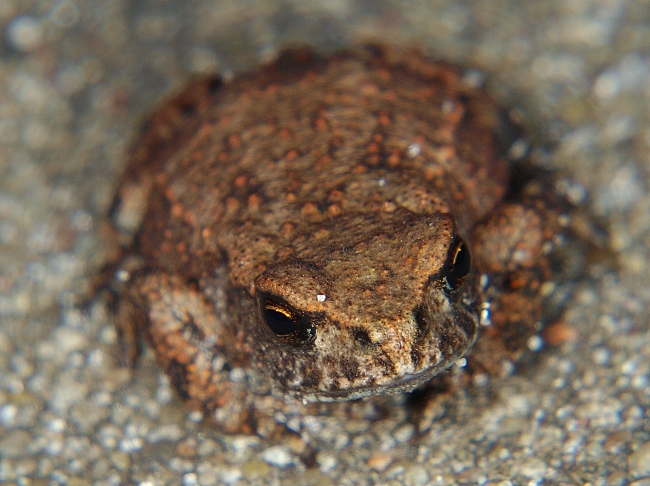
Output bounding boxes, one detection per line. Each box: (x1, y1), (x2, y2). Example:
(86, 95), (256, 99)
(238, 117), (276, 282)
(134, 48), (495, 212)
(112, 47), (561, 433)
(1, 0), (649, 484)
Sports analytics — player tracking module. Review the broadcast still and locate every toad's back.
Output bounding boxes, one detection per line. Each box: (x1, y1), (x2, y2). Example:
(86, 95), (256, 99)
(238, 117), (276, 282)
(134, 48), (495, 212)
(120, 48), (510, 290)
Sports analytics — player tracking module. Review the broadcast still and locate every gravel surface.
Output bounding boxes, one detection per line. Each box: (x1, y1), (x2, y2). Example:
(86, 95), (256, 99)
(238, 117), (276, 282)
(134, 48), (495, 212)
(1, 0), (649, 484)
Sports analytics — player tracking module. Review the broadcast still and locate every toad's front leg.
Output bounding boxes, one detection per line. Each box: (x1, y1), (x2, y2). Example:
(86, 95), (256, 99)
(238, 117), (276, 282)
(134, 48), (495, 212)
(116, 272), (254, 433)
(469, 196), (562, 374)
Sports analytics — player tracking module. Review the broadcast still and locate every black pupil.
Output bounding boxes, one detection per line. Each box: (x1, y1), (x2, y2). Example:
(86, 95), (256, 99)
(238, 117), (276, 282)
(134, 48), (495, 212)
(444, 238), (471, 291)
(264, 308), (298, 336)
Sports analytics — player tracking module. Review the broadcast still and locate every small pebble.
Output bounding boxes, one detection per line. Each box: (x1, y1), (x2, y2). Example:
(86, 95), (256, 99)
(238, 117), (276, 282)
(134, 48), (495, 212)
(317, 452), (337, 473)
(367, 452), (393, 472)
(219, 468), (243, 485)
(404, 465), (430, 486)
(6, 16), (43, 52)
(242, 459), (271, 479)
(394, 423), (415, 442)
(542, 321), (579, 346)
(0, 429), (33, 458)
(628, 442), (650, 478)
(260, 445), (293, 467)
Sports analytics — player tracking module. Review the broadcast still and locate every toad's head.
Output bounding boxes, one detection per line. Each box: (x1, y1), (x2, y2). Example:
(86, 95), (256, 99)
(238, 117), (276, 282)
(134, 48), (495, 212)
(252, 209), (480, 401)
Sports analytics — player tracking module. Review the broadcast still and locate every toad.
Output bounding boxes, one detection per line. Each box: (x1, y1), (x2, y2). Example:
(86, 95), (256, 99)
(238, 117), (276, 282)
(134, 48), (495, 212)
(112, 47), (562, 434)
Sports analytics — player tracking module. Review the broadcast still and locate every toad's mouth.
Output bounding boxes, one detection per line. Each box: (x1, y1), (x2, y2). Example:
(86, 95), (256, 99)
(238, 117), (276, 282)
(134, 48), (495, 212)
(298, 364), (457, 403)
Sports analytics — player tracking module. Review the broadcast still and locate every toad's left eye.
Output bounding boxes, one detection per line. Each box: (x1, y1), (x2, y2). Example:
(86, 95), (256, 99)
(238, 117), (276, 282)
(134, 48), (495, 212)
(258, 294), (316, 347)
(442, 236), (471, 292)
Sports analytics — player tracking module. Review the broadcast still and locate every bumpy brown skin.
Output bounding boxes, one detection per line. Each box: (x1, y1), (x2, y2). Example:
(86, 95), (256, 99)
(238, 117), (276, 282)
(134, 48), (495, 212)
(113, 47), (561, 434)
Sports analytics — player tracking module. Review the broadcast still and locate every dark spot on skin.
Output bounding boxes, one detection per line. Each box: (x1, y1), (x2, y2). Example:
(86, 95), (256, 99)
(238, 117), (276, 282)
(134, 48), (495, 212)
(410, 347), (422, 369)
(435, 329), (453, 356)
(182, 313), (205, 342)
(413, 305), (430, 334)
(373, 354), (396, 377)
(264, 345), (298, 388)
(331, 377), (341, 391)
(323, 355), (336, 368)
(315, 201), (330, 214)
(299, 364), (322, 389)
(340, 357), (359, 381)
(206, 77), (223, 96)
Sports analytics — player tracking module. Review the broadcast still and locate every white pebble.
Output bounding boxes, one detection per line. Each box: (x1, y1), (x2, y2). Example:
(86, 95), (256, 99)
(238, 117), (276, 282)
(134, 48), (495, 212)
(592, 348), (610, 366)
(7, 16), (43, 52)
(261, 445), (293, 467)
(406, 143), (421, 158)
(219, 468), (243, 484)
(317, 452), (337, 473)
(593, 70), (620, 100)
(404, 464), (429, 486)
(182, 473), (198, 486)
(187, 410), (204, 423)
(527, 335), (544, 352)
(628, 442), (650, 478)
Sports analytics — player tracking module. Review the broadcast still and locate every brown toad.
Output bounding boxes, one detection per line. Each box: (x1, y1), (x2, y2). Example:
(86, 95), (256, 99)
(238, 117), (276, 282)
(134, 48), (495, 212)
(112, 47), (562, 434)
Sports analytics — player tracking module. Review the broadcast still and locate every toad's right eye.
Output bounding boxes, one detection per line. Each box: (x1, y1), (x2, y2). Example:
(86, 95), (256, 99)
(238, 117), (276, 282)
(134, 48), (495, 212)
(259, 294), (316, 347)
(442, 236), (472, 292)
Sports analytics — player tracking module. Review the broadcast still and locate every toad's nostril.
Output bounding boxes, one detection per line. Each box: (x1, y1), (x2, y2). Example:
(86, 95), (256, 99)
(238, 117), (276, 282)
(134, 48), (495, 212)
(354, 329), (373, 347)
